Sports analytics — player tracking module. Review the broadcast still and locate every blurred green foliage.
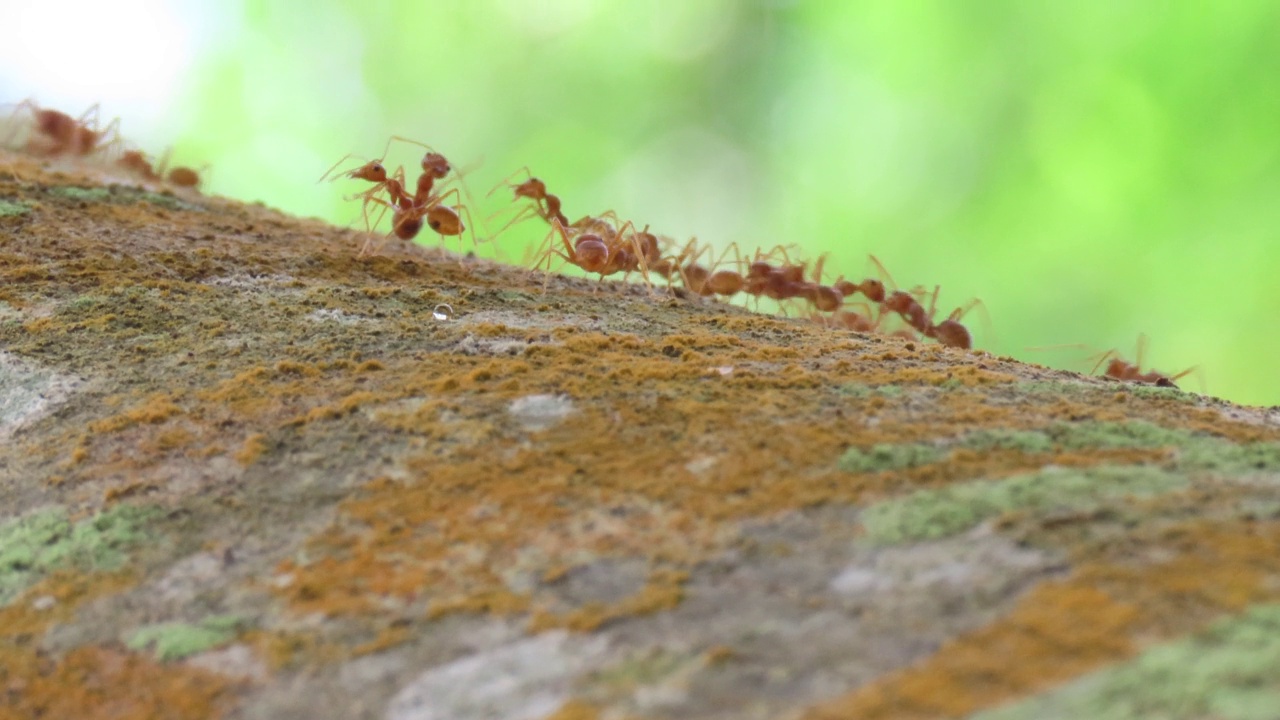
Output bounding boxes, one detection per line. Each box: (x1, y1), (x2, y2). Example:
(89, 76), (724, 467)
(172, 1), (1280, 406)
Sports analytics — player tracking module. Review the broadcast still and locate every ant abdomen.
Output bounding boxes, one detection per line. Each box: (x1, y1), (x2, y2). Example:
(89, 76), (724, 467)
(808, 285), (843, 312)
(707, 270), (744, 297)
(167, 167), (201, 189)
(393, 211), (424, 240)
(427, 206), (464, 236)
(930, 319), (972, 349)
(575, 234), (609, 273)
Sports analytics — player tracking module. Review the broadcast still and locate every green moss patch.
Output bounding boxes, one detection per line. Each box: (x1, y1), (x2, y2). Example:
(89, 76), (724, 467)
(972, 604), (1280, 720)
(126, 615), (246, 661)
(860, 465), (1186, 545)
(836, 383), (904, 399)
(1046, 420), (1195, 450)
(140, 192), (204, 212)
(1180, 441), (1280, 475)
(0, 199), (30, 217)
(839, 443), (942, 473)
(959, 428), (1055, 454)
(51, 186), (112, 203)
(0, 504), (159, 605)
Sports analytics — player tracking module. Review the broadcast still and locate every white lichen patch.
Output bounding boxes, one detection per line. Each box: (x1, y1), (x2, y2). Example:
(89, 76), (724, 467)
(828, 530), (1051, 597)
(205, 273), (299, 288)
(0, 351), (83, 440)
(306, 308), (368, 325)
(508, 394), (576, 432)
(385, 631), (609, 720)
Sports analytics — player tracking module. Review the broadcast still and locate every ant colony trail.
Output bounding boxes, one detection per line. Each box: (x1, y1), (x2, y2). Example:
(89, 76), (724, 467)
(7, 100), (1280, 720)
(2, 101), (1193, 389)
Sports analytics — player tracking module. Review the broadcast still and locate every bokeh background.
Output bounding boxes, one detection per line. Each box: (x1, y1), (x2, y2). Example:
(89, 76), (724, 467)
(3, 1), (1277, 406)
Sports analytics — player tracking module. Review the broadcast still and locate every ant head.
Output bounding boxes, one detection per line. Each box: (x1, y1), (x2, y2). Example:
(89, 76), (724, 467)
(884, 290), (915, 313)
(421, 152), (450, 178)
(349, 161), (388, 183)
(1104, 358), (1130, 379)
(635, 230), (658, 253)
(513, 177), (546, 200)
(747, 260), (772, 279)
(427, 205), (463, 236)
(861, 280), (886, 303)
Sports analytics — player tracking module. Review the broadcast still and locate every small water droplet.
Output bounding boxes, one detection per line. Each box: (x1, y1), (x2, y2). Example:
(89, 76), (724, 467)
(432, 303), (455, 321)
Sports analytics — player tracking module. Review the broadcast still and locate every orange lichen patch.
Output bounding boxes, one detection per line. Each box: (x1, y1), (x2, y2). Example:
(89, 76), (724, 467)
(0, 573), (232, 720)
(87, 393), (184, 433)
(424, 589), (533, 620)
(704, 645), (735, 665)
(880, 365), (1021, 387)
(241, 629), (346, 672)
(0, 646), (237, 720)
(144, 425), (197, 453)
(351, 623), (412, 657)
(0, 572), (135, 639)
(528, 570), (688, 633)
(801, 518), (1280, 720)
(276, 360), (1209, 630)
(805, 585), (1139, 720)
(234, 433), (269, 465)
(289, 390), (390, 426)
(103, 479), (158, 502)
(543, 699), (602, 720)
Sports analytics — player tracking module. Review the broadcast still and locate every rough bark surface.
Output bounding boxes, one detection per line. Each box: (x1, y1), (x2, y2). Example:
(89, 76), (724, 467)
(3, 150), (1280, 720)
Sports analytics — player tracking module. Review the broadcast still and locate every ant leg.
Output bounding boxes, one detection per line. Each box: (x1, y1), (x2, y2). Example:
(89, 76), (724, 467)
(451, 165), (488, 246)
(1087, 349), (1120, 376)
(385, 135), (441, 158)
(621, 222), (655, 289)
(812, 252), (830, 285)
(484, 165), (537, 199)
(1170, 365), (1206, 394)
(486, 204), (541, 242)
(358, 197), (398, 257)
(948, 297), (994, 346)
(867, 255), (900, 292)
(89, 115), (121, 155)
(74, 103), (101, 129)
(2, 99), (39, 148)
(712, 242), (745, 273)
(154, 147), (174, 179)
(1135, 333), (1150, 374)
(319, 152), (368, 183)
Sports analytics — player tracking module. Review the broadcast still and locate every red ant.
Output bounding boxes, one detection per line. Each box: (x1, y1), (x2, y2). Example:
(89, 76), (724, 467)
(114, 146), (207, 191)
(678, 241), (746, 298)
(532, 216), (651, 290)
(4, 100), (119, 157)
(882, 283), (987, 350)
(323, 136), (472, 256)
(1088, 334), (1201, 388)
(486, 167), (571, 236)
(830, 255), (893, 308)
